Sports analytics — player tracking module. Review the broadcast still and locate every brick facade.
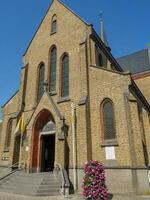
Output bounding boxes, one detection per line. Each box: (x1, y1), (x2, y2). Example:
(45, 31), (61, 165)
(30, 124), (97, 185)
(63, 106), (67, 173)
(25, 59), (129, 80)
(0, 0), (150, 194)
(133, 71), (150, 103)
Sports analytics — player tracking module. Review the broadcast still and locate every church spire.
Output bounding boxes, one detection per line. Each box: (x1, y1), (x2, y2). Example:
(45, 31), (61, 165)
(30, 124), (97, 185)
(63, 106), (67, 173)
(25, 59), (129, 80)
(99, 12), (109, 47)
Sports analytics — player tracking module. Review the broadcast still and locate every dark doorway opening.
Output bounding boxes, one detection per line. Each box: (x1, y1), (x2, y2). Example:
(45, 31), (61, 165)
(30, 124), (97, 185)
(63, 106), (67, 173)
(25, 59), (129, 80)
(12, 134), (21, 169)
(142, 141), (149, 167)
(41, 134), (55, 172)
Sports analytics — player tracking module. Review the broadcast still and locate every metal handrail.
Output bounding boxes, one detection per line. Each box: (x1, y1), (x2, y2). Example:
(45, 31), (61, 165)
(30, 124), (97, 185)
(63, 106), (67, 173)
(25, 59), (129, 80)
(0, 162), (19, 172)
(0, 162), (19, 181)
(55, 163), (70, 195)
(9, 162), (19, 170)
(55, 163), (65, 194)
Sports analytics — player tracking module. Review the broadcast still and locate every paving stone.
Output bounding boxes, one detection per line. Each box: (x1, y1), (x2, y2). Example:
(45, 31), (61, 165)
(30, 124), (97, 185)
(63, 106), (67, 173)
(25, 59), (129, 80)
(0, 193), (150, 200)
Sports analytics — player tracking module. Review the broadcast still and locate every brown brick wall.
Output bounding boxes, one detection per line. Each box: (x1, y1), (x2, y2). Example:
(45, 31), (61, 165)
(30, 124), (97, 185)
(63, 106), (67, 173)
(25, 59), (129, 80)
(134, 76), (150, 104)
(1, 0), (150, 175)
(0, 92), (20, 166)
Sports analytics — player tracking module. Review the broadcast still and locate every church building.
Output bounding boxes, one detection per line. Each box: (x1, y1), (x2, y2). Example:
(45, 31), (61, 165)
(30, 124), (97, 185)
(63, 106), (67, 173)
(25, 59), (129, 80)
(118, 45), (150, 105)
(0, 0), (150, 195)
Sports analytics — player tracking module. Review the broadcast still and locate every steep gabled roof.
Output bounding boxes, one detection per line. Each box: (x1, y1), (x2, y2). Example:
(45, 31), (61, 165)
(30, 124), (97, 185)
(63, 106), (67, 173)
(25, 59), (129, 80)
(117, 49), (150, 74)
(23, 0), (90, 56)
(1, 90), (19, 108)
(59, 0), (90, 26)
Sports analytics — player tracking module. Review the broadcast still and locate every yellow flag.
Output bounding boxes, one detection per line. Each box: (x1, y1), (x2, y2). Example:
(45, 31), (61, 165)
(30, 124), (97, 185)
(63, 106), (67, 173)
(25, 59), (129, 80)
(20, 112), (26, 134)
(14, 113), (26, 135)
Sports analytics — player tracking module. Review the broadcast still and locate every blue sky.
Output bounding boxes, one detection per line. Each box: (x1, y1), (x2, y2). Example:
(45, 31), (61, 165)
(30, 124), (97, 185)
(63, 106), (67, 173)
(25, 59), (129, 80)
(0, 0), (150, 117)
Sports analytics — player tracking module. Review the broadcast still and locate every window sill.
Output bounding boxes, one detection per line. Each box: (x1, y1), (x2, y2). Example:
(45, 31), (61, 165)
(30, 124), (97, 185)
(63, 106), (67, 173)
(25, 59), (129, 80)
(50, 31), (57, 36)
(57, 97), (70, 104)
(50, 91), (57, 96)
(3, 148), (10, 153)
(101, 139), (118, 147)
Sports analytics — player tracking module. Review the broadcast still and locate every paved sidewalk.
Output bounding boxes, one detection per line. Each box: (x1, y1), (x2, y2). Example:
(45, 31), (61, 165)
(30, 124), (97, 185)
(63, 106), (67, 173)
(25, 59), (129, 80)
(111, 194), (150, 200)
(0, 192), (150, 200)
(0, 192), (66, 200)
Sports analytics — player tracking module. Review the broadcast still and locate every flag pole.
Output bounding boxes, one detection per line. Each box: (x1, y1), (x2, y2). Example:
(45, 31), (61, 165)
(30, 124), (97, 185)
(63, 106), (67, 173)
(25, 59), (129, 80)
(18, 112), (26, 170)
(71, 102), (77, 191)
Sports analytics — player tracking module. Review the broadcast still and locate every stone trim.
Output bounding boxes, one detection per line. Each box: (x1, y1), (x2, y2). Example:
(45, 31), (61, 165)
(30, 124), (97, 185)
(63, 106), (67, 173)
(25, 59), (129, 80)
(50, 91), (57, 96)
(50, 31), (57, 36)
(21, 63), (29, 69)
(101, 139), (118, 147)
(27, 92), (65, 126)
(3, 147), (10, 153)
(129, 79), (150, 113)
(90, 65), (130, 76)
(46, 92), (64, 120)
(57, 97), (71, 104)
(2, 90), (19, 108)
(68, 166), (148, 170)
(104, 166), (148, 170)
(78, 96), (87, 106)
(132, 70), (150, 80)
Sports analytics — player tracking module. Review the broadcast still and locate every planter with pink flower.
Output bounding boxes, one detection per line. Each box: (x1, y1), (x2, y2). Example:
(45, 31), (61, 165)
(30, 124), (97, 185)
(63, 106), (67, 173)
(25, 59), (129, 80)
(82, 160), (108, 200)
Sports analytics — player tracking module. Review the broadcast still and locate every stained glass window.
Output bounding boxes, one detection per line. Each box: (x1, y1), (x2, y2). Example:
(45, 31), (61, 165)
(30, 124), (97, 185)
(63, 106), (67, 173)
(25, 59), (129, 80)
(103, 100), (116, 140)
(37, 63), (45, 102)
(42, 121), (56, 134)
(50, 47), (57, 93)
(61, 55), (69, 98)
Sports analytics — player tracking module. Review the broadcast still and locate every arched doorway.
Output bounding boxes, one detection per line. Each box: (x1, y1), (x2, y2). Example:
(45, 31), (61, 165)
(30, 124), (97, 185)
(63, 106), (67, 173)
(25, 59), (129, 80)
(31, 109), (56, 173)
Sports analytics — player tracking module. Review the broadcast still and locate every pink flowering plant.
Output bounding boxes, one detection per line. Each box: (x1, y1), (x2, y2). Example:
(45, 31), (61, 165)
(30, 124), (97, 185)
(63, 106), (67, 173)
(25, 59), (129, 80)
(82, 160), (108, 200)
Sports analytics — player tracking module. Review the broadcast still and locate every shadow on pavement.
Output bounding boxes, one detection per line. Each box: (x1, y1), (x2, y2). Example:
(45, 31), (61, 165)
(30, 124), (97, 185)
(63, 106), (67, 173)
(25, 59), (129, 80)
(108, 193), (113, 200)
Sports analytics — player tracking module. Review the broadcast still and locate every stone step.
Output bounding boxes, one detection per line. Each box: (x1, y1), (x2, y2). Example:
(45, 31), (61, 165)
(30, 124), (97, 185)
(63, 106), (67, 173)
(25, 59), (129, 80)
(0, 183), (60, 190)
(0, 189), (60, 197)
(9, 178), (42, 182)
(36, 191), (60, 196)
(0, 184), (39, 190)
(0, 185), (37, 191)
(41, 180), (59, 184)
(4, 175), (44, 179)
(10, 172), (53, 178)
(0, 180), (42, 186)
(1, 177), (42, 182)
(0, 171), (61, 196)
(0, 189), (37, 196)
(40, 182), (60, 187)
(37, 188), (60, 193)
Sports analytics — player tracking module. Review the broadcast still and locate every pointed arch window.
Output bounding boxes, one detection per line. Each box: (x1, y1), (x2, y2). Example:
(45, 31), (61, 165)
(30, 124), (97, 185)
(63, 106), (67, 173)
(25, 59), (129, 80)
(37, 63), (45, 102)
(51, 15), (57, 34)
(4, 119), (13, 151)
(61, 54), (69, 98)
(95, 45), (103, 67)
(50, 47), (57, 93)
(101, 99), (116, 140)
